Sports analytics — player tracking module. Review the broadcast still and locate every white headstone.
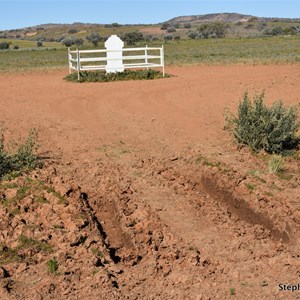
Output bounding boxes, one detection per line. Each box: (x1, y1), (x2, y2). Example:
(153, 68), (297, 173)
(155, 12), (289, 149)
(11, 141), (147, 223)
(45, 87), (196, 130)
(105, 35), (124, 73)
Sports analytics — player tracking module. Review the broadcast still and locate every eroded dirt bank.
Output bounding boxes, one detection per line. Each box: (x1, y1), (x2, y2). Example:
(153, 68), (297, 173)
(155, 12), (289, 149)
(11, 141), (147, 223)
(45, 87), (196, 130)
(0, 65), (300, 299)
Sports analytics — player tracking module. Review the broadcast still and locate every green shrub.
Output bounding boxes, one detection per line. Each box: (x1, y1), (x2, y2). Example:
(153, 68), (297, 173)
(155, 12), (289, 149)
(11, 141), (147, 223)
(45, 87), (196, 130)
(68, 28), (78, 34)
(86, 32), (101, 46)
(47, 258), (59, 274)
(0, 128), (40, 179)
(164, 34), (173, 41)
(122, 31), (144, 46)
(225, 92), (299, 154)
(198, 22), (227, 38)
(166, 27), (176, 33)
(268, 155), (284, 173)
(64, 69), (169, 83)
(0, 42), (9, 50)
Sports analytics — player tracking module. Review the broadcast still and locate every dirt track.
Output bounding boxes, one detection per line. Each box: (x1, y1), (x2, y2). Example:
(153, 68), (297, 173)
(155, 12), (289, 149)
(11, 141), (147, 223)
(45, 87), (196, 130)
(0, 65), (300, 299)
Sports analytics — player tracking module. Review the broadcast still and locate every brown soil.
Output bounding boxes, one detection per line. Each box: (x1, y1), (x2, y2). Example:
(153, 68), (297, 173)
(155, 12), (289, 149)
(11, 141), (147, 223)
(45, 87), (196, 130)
(0, 65), (300, 299)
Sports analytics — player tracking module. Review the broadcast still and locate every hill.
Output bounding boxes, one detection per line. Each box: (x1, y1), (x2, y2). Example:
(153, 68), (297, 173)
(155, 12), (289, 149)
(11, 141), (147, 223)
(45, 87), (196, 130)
(168, 12), (254, 23)
(167, 12), (300, 24)
(0, 13), (299, 48)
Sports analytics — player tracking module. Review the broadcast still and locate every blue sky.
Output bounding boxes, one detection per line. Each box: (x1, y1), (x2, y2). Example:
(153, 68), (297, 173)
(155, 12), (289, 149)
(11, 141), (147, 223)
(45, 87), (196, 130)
(0, 1), (299, 30)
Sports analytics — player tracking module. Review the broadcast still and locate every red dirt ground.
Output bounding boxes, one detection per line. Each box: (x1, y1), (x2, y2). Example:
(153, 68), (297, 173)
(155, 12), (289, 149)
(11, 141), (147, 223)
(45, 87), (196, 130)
(0, 65), (300, 299)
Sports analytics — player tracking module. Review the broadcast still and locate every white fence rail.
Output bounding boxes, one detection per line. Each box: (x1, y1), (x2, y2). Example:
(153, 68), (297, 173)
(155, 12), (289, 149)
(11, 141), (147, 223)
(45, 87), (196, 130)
(68, 45), (165, 80)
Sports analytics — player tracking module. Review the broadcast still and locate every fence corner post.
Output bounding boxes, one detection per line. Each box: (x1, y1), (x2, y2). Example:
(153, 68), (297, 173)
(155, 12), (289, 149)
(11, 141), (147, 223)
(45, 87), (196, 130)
(68, 48), (71, 74)
(161, 45), (165, 77)
(77, 48), (80, 81)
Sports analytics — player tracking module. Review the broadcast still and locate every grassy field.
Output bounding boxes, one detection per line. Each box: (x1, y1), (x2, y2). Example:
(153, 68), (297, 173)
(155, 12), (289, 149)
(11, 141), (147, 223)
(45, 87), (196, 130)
(164, 36), (300, 65)
(0, 36), (299, 72)
(0, 39), (63, 49)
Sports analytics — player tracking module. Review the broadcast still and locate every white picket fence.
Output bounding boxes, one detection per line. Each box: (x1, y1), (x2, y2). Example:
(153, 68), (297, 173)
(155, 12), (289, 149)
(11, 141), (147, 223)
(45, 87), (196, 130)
(68, 44), (165, 80)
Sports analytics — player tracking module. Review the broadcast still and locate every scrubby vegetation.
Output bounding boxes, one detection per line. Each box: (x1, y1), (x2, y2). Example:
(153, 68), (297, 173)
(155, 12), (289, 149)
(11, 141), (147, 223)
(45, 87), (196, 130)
(86, 32), (101, 46)
(64, 69), (168, 82)
(225, 92), (300, 154)
(0, 128), (40, 179)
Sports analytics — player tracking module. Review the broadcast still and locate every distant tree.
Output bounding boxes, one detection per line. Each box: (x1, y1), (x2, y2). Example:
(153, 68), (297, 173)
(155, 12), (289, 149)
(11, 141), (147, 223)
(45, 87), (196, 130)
(86, 32), (101, 46)
(269, 26), (283, 35)
(163, 34), (173, 41)
(160, 23), (170, 30)
(61, 37), (75, 47)
(166, 27), (176, 33)
(257, 22), (267, 31)
(264, 26), (283, 36)
(68, 28), (78, 34)
(73, 37), (84, 47)
(184, 23), (192, 29)
(122, 31), (144, 45)
(111, 23), (121, 27)
(36, 41), (43, 47)
(188, 31), (198, 39)
(198, 22), (226, 38)
(0, 42), (10, 49)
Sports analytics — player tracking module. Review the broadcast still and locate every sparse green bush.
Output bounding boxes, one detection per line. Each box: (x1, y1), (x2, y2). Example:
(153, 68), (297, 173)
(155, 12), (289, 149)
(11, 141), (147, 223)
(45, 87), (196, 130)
(64, 69), (169, 83)
(0, 42), (9, 50)
(166, 27), (176, 33)
(47, 258), (59, 274)
(61, 37), (75, 47)
(225, 92), (300, 154)
(164, 34), (173, 41)
(122, 31), (144, 45)
(268, 155), (284, 173)
(0, 128), (40, 179)
(86, 32), (101, 46)
(198, 22), (227, 38)
(68, 28), (78, 34)
(264, 26), (283, 36)
(160, 23), (170, 30)
(73, 37), (84, 47)
(184, 23), (192, 29)
(187, 31), (198, 39)
(36, 41), (43, 47)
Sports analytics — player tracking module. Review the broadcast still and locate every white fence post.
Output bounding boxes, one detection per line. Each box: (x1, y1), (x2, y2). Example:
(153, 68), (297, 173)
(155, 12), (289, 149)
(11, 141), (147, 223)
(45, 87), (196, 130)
(77, 48), (80, 81)
(105, 35), (124, 73)
(68, 48), (72, 74)
(161, 45), (165, 77)
(145, 45), (148, 70)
